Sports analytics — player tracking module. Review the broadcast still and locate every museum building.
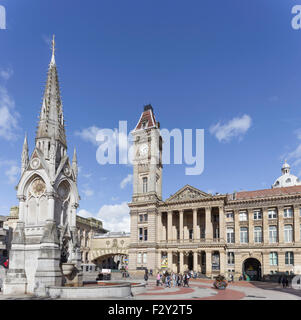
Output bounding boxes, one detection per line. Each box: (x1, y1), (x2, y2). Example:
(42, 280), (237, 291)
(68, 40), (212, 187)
(128, 106), (301, 280)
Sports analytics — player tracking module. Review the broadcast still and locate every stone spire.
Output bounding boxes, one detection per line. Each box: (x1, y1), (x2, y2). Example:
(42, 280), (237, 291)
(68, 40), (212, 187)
(21, 133), (29, 174)
(72, 147), (78, 181)
(36, 35), (66, 154)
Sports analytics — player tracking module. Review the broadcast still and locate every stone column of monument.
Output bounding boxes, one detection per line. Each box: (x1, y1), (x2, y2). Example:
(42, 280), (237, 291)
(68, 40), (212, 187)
(2, 219), (27, 295)
(3, 35), (81, 295)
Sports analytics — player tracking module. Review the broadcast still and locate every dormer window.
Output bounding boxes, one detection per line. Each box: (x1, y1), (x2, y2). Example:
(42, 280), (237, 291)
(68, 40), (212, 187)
(142, 120), (148, 129)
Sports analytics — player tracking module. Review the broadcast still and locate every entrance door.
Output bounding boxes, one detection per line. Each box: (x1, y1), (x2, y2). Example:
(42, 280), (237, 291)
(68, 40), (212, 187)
(243, 258), (261, 281)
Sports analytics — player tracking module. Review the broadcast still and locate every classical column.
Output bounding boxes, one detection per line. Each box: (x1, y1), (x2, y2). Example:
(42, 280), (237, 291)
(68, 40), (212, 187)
(278, 206), (284, 244)
(219, 206), (225, 242)
(157, 212), (162, 242)
(193, 209), (198, 241)
(179, 210), (184, 242)
(168, 251), (173, 271)
(205, 207), (213, 241)
(248, 209), (254, 244)
(261, 252), (270, 277)
(205, 250), (212, 277)
(219, 251), (226, 275)
(193, 251), (198, 272)
(180, 251), (184, 273)
(293, 205), (300, 243)
(168, 211), (173, 242)
(234, 209), (240, 244)
(278, 251), (285, 273)
(263, 208), (269, 244)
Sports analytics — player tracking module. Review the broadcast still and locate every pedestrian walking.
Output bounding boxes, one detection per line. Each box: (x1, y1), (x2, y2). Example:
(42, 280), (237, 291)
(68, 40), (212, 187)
(156, 272), (161, 286)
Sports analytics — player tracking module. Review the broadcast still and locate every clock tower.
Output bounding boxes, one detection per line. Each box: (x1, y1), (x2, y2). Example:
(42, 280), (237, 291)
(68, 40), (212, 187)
(131, 104), (162, 202)
(128, 105), (162, 273)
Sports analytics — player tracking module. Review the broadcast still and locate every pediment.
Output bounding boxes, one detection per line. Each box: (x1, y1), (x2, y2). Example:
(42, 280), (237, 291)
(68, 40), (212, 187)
(166, 185), (212, 202)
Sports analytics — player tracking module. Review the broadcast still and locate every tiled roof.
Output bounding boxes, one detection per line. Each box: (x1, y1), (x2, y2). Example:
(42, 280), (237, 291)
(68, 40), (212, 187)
(235, 185), (301, 200)
(134, 105), (157, 131)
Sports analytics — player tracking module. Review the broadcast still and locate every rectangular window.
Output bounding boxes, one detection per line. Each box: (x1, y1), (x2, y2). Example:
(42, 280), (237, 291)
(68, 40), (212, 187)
(284, 207), (293, 218)
(143, 253), (147, 264)
(139, 228), (143, 241)
(253, 210), (262, 220)
(143, 177), (148, 193)
(137, 253), (142, 264)
(284, 225), (293, 243)
(254, 226), (262, 243)
(240, 227), (248, 243)
(144, 228), (148, 241)
(285, 252), (294, 265)
(139, 215), (143, 222)
(144, 214), (148, 222)
(226, 212), (234, 221)
(269, 252), (278, 266)
(227, 252), (235, 265)
(189, 229), (193, 240)
(268, 208), (277, 219)
(227, 228), (235, 243)
(239, 211), (248, 221)
(269, 226), (277, 243)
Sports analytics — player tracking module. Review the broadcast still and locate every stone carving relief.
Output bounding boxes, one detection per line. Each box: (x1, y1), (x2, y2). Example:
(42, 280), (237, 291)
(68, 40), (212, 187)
(30, 158), (41, 170)
(169, 187), (207, 202)
(30, 178), (46, 197)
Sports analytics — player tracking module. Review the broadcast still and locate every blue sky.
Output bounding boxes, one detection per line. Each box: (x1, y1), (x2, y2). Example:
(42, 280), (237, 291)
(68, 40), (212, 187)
(1, 0), (301, 231)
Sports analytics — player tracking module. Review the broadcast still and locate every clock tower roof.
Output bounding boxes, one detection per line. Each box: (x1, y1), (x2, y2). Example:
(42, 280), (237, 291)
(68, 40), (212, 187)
(134, 104), (158, 131)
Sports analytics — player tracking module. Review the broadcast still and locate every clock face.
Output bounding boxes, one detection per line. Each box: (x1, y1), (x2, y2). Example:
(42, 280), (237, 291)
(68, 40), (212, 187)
(139, 144), (148, 156)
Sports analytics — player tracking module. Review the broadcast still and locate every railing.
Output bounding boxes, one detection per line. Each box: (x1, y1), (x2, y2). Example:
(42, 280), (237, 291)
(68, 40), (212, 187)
(159, 238), (223, 244)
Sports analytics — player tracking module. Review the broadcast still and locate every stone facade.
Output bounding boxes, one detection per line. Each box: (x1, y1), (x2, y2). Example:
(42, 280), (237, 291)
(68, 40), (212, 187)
(76, 216), (108, 263)
(88, 232), (130, 269)
(3, 206), (108, 268)
(129, 105), (301, 280)
(3, 37), (82, 295)
(0, 216), (7, 257)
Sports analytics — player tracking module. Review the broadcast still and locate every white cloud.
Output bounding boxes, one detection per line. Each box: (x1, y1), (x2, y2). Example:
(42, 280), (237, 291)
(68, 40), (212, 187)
(75, 126), (100, 146)
(5, 165), (20, 184)
(120, 174), (133, 189)
(0, 68), (13, 81)
(98, 202), (130, 232)
(0, 85), (20, 141)
(81, 184), (94, 197)
(286, 129), (301, 168)
(75, 125), (132, 165)
(77, 202), (130, 233)
(77, 209), (92, 219)
(210, 114), (252, 142)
